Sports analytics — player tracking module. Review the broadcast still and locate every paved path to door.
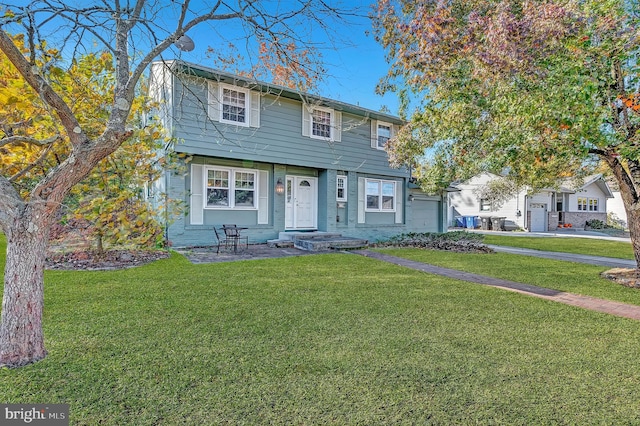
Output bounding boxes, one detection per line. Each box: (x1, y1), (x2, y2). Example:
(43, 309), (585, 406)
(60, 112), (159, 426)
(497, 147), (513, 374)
(352, 250), (640, 321)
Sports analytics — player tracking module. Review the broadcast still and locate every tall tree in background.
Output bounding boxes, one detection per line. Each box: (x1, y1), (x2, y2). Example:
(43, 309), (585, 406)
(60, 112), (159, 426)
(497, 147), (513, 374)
(372, 0), (640, 267)
(0, 1), (351, 368)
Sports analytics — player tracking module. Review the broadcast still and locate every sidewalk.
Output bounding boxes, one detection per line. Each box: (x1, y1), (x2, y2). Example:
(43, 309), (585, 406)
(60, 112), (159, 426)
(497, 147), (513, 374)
(486, 245), (637, 268)
(353, 250), (640, 322)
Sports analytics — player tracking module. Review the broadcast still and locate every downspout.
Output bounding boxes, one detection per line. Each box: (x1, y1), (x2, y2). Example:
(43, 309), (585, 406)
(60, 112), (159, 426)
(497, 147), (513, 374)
(524, 194), (529, 231)
(164, 160), (170, 245)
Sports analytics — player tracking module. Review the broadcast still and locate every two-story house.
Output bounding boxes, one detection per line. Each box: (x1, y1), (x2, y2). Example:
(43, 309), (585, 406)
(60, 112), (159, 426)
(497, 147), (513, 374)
(147, 60), (446, 248)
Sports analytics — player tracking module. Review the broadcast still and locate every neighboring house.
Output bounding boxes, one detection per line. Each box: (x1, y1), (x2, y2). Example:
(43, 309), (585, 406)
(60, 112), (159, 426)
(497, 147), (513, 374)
(147, 60), (447, 247)
(607, 191), (628, 229)
(448, 172), (614, 232)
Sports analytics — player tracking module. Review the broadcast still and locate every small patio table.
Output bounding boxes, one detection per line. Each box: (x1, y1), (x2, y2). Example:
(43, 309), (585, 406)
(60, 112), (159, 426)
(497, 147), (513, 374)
(223, 225), (248, 253)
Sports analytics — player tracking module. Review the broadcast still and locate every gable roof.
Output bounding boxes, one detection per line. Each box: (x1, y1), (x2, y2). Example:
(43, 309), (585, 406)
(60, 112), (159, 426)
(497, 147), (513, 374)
(155, 59), (404, 125)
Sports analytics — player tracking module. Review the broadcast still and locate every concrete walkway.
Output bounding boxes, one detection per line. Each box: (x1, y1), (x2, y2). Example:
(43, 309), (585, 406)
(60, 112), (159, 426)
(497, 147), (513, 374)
(352, 250), (640, 322)
(487, 245), (637, 268)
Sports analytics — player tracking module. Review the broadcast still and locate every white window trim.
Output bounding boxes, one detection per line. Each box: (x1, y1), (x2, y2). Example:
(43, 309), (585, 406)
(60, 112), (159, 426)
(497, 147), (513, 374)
(480, 198), (492, 212)
(310, 105), (334, 141)
(218, 83), (251, 127)
(577, 197), (587, 211)
(302, 105), (342, 142)
(375, 121), (393, 150)
(204, 166), (258, 210)
(364, 178), (396, 212)
(337, 175), (347, 202)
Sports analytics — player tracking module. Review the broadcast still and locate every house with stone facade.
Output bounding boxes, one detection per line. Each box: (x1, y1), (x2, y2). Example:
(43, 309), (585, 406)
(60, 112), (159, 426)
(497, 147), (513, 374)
(147, 60), (447, 248)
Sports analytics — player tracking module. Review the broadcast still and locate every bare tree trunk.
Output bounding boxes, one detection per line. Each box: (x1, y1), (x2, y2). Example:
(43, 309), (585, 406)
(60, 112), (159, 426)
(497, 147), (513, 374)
(622, 200), (640, 269)
(0, 208), (50, 368)
(606, 156), (640, 269)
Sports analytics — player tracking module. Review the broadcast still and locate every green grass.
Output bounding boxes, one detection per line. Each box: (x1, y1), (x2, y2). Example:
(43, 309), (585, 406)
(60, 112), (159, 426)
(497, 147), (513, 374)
(376, 247), (640, 306)
(483, 234), (635, 259)
(3, 234), (640, 424)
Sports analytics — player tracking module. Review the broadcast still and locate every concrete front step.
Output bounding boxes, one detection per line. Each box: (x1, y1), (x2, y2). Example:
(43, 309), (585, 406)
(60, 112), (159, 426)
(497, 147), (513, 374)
(271, 231), (368, 251)
(294, 236), (368, 251)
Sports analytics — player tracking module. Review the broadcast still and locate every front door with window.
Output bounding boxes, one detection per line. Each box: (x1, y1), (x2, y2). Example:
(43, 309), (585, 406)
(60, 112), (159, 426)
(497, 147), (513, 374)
(285, 176), (318, 229)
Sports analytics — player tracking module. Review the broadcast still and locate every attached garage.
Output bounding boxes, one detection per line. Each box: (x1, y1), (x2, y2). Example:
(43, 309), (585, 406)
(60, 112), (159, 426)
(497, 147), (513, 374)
(410, 195), (442, 233)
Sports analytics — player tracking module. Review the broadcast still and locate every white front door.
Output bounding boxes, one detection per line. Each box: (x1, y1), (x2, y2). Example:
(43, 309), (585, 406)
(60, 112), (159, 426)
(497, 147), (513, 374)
(285, 176), (318, 229)
(530, 203), (547, 232)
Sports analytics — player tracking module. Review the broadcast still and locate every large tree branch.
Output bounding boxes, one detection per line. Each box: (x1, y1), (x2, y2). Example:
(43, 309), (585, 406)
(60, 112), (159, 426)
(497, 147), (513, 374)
(0, 134), (61, 148)
(0, 175), (22, 233)
(128, 2), (239, 101)
(9, 144), (54, 183)
(0, 30), (87, 148)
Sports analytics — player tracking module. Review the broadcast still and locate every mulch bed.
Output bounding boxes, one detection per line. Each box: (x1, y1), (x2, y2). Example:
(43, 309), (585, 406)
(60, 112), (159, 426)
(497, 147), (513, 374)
(601, 268), (640, 288)
(46, 249), (170, 271)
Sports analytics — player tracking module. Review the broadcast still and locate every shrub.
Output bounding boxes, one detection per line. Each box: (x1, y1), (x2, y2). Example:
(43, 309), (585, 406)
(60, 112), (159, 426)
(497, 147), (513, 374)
(585, 219), (606, 229)
(374, 231), (493, 253)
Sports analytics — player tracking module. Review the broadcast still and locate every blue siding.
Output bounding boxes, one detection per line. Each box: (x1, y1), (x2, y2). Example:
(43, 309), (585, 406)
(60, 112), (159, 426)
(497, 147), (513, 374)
(153, 64), (446, 248)
(168, 74), (407, 177)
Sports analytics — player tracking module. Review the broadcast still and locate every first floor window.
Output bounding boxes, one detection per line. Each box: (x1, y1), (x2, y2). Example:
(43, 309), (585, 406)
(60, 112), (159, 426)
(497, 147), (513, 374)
(365, 179), (396, 212)
(589, 198), (599, 211)
(206, 167), (256, 208)
(577, 197), (587, 211)
(337, 175), (347, 201)
(234, 171), (255, 207)
(207, 169), (229, 207)
(480, 198), (492, 212)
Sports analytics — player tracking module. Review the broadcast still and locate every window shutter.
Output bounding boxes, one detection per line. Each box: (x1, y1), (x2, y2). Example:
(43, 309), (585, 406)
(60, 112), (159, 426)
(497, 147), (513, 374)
(395, 182), (403, 224)
(190, 164), (204, 225)
(333, 111), (342, 142)
(250, 91), (261, 128)
(258, 170), (269, 224)
(302, 105), (311, 137)
(370, 120), (378, 148)
(207, 81), (220, 122)
(358, 177), (366, 223)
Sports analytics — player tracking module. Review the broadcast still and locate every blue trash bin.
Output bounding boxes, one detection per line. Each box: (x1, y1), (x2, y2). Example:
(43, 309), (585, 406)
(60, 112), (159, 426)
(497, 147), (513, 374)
(455, 217), (464, 228)
(464, 216), (476, 229)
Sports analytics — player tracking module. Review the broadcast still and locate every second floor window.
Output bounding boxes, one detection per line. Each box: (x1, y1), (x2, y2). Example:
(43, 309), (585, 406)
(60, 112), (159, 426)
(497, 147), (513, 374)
(208, 81), (260, 128)
(302, 105), (342, 142)
(222, 87), (247, 124)
(371, 120), (395, 150)
(312, 109), (332, 138)
(377, 123), (391, 149)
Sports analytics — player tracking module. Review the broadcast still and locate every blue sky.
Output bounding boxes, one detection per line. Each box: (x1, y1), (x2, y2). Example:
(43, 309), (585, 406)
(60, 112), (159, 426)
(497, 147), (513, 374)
(5, 1), (399, 114)
(169, 1), (400, 115)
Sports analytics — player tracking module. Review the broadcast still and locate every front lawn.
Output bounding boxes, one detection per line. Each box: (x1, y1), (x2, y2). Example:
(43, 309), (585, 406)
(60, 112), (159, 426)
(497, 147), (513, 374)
(2, 235), (640, 423)
(483, 234), (635, 259)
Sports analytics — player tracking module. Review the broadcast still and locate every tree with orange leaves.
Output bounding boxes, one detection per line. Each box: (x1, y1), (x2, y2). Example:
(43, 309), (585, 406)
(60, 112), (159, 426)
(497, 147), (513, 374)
(373, 0), (640, 271)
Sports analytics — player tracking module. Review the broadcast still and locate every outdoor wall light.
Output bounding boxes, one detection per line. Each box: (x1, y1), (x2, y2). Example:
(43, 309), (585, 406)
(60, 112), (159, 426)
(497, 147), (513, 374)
(408, 194), (415, 202)
(275, 178), (285, 195)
